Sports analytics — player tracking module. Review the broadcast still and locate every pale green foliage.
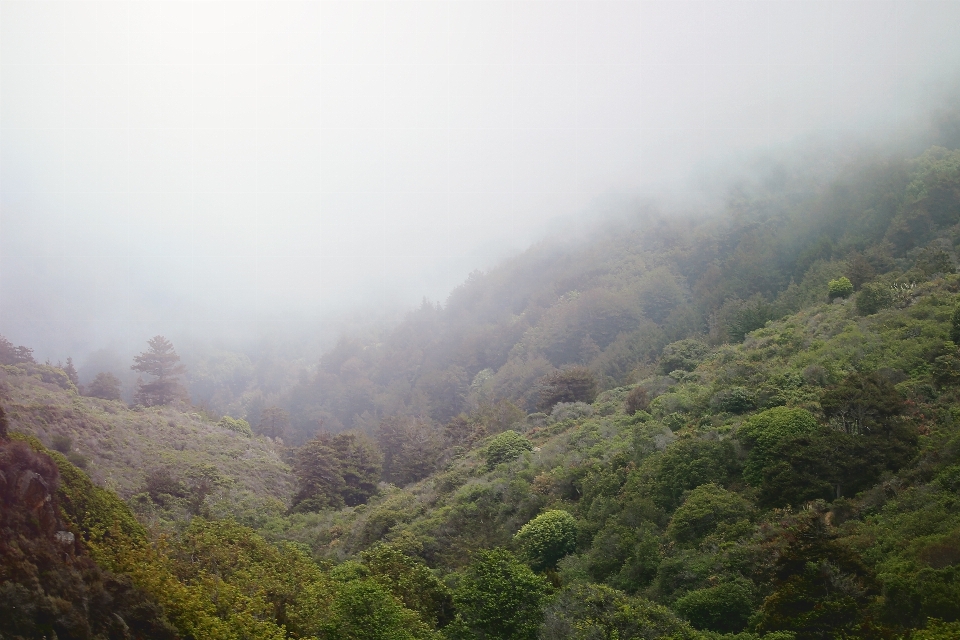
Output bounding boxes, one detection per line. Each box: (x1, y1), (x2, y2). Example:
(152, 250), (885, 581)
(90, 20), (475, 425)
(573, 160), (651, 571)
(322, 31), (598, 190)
(216, 416), (252, 437)
(514, 509), (577, 570)
(828, 276), (854, 299)
(484, 430), (532, 469)
(450, 548), (551, 640)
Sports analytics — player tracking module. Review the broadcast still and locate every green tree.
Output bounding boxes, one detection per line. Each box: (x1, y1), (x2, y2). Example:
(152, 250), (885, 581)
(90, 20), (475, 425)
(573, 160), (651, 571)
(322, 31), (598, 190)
(820, 371), (904, 435)
(536, 367), (598, 411)
(451, 549), (551, 640)
(753, 510), (882, 638)
(131, 336), (187, 406)
(62, 357), (79, 387)
(541, 583), (699, 640)
(657, 339), (708, 374)
(292, 431), (382, 512)
(86, 372), (123, 401)
(738, 406), (820, 487)
(855, 282), (893, 315)
(665, 483), (753, 545)
(360, 544), (453, 628)
(674, 579), (754, 633)
(0, 335), (35, 365)
(514, 510), (577, 571)
(484, 430), (532, 470)
(828, 276), (854, 299)
(950, 303), (960, 344)
(256, 405), (290, 439)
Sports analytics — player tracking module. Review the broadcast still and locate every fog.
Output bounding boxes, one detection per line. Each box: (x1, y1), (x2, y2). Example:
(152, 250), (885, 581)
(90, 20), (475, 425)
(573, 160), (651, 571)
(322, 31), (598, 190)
(3, 0), (960, 361)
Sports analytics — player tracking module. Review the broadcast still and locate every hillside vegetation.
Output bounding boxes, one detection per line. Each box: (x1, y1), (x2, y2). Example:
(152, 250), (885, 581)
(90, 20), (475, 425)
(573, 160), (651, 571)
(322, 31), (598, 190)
(4, 137), (960, 638)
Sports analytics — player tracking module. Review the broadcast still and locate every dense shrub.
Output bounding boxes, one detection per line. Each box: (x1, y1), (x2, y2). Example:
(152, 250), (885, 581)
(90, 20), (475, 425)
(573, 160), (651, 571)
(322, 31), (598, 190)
(217, 415), (253, 436)
(514, 509), (577, 570)
(674, 579), (754, 632)
(828, 276), (854, 299)
(450, 549), (551, 640)
(856, 281), (893, 315)
(484, 430), (532, 469)
(536, 367), (598, 412)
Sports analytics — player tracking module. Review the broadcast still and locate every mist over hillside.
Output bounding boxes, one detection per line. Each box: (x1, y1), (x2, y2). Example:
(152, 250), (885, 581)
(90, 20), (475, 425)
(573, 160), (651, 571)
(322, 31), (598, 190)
(4, 1), (960, 361)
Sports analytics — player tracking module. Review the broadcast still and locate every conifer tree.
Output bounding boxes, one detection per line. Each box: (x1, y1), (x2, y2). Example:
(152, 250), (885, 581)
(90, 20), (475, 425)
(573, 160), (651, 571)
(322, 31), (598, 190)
(131, 336), (187, 406)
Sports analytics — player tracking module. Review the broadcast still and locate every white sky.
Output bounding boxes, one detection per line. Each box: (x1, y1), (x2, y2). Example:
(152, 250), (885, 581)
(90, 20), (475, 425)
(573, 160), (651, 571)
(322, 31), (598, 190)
(3, 0), (960, 358)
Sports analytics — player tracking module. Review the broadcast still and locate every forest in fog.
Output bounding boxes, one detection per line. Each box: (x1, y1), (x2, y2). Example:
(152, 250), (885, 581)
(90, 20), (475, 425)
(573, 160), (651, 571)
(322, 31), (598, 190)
(6, 1), (960, 639)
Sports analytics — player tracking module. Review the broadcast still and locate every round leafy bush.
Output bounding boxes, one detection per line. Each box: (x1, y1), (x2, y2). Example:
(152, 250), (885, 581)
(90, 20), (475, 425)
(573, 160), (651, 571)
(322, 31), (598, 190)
(484, 430), (532, 469)
(541, 583), (699, 640)
(855, 282), (893, 315)
(665, 483), (753, 545)
(674, 579), (754, 633)
(514, 509), (577, 570)
(738, 406), (819, 486)
(828, 276), (854, 299)
(709, 386), (755, 414)
(451, 548), (551, 640)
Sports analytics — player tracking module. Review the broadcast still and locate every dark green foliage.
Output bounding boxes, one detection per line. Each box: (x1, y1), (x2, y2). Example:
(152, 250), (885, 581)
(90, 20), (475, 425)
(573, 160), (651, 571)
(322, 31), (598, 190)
(856, 282), (893, 315)
(828, 276), (854, 299)
(378, 415), (444, 486)
(541, 583), (698, 640)
(86, 371), (122, 400)
(820, 371), (905, 435)
(710, 386), (756, 414)
(536, 367), (598, 412)
(674, 578), (754, 632)
(846, 252), (876, 289)
(484, 430), (532, 470)
(450, 548), (551, 640)
(665, 483), (753, 545)
(0, 437), (178, 640)
(951, 302), (960, 344)
(637, 438), (743, 511)
(753, 510), (881, 639)
(131, 335), (188, 406)
(0, 405), (7, 440)
(292, 431), (382, 512)
(514, 509), (577, 571)
(658, 339), (709, 373)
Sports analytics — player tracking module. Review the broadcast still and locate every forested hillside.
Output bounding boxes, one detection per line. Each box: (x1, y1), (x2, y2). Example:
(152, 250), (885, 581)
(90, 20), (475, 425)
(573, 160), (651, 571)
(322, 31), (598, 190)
(4, 135), (960, 638)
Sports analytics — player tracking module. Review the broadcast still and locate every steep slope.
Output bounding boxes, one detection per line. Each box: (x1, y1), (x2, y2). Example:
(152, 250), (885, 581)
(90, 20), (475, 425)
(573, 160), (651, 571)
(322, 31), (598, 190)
(0, 364), (293, 526)
(269, 270), (960, 637)
(280, 144), (960, 447)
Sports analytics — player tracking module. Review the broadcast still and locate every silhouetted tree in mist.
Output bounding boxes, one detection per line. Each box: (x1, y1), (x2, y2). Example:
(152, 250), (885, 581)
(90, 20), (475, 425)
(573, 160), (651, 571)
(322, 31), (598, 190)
(131, 336), (187, 406)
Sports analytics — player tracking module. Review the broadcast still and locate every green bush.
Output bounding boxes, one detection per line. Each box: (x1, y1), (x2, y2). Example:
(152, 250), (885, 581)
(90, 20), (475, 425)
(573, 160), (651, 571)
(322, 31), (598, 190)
(484, 430), (532, 469)
(451, 548), (551, 640)
(665, 483), (753, 545)
(828, 277), (854, 299)
(737, 407), (820, 486)
(514, 510), (577, 571)
(541, 583), (699, 640)
(674, 579), (754, 633)
(856, 282), (893, 315)
(217, 416), (253, 437)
